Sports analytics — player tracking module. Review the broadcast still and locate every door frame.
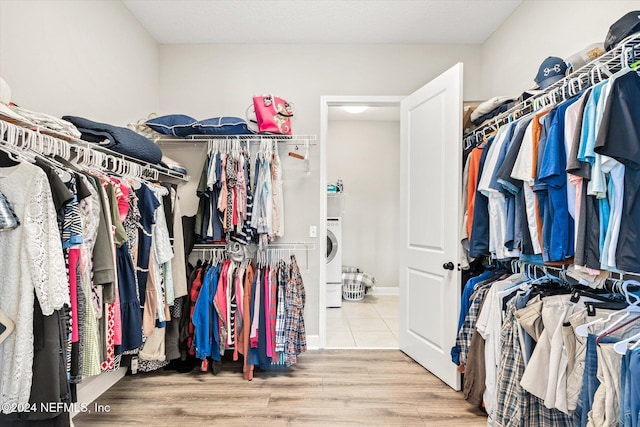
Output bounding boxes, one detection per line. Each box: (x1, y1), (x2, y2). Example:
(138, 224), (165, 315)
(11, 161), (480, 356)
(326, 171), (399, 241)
(319, 95), (404, 348)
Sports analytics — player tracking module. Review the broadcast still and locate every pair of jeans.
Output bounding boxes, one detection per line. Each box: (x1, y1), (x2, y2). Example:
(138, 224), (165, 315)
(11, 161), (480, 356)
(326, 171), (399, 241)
(621, 350), (632, 427)
(573, 334), (617, 427)
(629, 350), (640, 427)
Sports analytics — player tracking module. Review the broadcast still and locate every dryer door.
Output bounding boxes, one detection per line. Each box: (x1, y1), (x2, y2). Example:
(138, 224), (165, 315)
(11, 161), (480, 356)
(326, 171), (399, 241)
(326, 228), (338, 263)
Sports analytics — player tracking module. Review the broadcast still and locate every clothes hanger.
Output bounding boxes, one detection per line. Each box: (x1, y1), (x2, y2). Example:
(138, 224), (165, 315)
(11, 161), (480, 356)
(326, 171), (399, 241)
(577, 280), (640, 338)
(288, 144), (305, 160)
(596, 314), (640, 345)
(614, 326), (640, 354)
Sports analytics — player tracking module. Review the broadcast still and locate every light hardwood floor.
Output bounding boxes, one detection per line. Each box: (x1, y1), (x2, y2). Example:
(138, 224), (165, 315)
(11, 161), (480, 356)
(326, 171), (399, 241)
(73, 350), (487, 426)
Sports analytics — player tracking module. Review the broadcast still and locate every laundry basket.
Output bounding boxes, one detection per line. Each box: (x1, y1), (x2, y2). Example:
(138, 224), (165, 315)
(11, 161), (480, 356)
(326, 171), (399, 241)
(342, 279), (366, 301)
(341, 269), (375, 301)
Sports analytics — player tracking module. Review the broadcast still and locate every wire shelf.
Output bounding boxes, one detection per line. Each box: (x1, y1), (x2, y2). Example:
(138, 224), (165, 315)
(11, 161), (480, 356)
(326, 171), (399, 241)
(463, 33), (640, 149)
(0, 113), (190, 182)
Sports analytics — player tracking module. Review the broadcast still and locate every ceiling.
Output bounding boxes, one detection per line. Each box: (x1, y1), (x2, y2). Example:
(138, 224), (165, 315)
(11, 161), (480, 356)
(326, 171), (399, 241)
(122, 0), (523, 45)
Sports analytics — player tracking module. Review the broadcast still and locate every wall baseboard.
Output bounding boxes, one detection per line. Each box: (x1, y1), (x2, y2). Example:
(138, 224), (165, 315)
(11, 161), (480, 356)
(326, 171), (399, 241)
(369, 286), (399, 295)
(73, 367), (126, 417)
(307, 334), (321, 350)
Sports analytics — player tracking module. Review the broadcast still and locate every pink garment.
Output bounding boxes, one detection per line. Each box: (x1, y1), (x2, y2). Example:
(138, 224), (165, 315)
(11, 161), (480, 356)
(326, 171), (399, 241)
(214, 260), (230, 348)
(264, 266), (272, 358)
(235, 267), (244, 321)
(101, 303), (116, 371)
(250, 269), (261, 348)
(68, 248), (80, 343)
(110, 178), (130, 222)
(270, 268), (278, 356)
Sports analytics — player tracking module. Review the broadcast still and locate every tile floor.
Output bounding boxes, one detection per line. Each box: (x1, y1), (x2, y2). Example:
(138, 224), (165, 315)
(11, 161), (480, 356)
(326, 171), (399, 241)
(326, 294), (399, 348)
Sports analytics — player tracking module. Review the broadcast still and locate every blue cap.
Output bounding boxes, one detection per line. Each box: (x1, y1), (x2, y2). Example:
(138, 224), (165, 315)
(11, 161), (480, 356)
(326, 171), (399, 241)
(534, 56), (567, 89)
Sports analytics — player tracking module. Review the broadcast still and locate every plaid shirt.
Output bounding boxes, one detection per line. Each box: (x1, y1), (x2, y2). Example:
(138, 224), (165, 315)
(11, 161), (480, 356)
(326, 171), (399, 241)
(496, 297), (525, 426)
(495, 295), (572, 427)
(284, 255), (306, 367)
(456, 285), (490, 366)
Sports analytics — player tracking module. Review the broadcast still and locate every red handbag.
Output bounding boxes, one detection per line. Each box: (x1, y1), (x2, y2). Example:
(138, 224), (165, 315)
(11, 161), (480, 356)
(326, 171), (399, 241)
(250, 94), (294, 135)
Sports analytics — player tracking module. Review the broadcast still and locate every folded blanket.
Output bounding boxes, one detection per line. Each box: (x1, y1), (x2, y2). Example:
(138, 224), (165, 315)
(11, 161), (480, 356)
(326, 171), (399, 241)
(160, 155), (188, 175)
(62, 115), (162, 164)
(342, 271), (375, 288)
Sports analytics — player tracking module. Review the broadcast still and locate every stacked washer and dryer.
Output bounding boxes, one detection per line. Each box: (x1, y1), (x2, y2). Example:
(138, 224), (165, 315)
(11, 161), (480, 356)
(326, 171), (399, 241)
(326, 217), (343, 307)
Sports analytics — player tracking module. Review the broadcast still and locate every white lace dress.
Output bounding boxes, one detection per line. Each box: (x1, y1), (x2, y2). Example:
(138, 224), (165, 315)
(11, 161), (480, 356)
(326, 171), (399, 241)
(0, 162), (69, 413)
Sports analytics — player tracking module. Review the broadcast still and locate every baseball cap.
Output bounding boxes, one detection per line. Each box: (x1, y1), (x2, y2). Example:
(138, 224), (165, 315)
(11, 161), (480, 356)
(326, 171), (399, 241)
(604, 11), (640, 51)
(534, 57), (568, 89)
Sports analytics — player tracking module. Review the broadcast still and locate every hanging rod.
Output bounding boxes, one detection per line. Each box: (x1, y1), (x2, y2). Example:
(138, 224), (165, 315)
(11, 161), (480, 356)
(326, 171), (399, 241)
(258, 241), (316, 250)
(157, 134), (317, 145)
(0, 113), (190, 182)
(463, 32), (640, 150)
(193, 241), (315, 250)
(191, 242), (314, 271)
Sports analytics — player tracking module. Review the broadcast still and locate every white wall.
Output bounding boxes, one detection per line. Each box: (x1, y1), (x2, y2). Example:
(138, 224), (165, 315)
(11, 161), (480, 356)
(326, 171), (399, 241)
(0, 0), (159, 126)
(327, 119), (400, 287)
(159, 43), (483, 336)
(481, 1), (640, 99)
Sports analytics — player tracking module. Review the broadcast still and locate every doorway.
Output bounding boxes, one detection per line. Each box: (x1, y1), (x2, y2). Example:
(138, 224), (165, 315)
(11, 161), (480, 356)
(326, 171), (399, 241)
(319, 96), (403, 349)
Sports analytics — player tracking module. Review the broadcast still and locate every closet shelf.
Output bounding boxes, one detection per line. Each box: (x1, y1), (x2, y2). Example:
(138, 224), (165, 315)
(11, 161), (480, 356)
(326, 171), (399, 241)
(463, 32), (640, 149)
(0, 114), (190, 182)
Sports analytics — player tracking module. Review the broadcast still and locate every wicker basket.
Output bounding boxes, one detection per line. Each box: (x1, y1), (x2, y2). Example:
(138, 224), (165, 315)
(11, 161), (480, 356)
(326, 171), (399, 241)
(342, 280), (366, 301)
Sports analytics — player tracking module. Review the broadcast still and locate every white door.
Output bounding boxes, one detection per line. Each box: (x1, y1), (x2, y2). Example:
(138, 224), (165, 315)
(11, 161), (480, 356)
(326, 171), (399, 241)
(399, 63), (463, 390)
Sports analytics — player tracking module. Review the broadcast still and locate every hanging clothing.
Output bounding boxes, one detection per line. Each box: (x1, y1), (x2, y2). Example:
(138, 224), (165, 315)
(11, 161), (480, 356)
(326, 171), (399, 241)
(0, 162), (69, 412)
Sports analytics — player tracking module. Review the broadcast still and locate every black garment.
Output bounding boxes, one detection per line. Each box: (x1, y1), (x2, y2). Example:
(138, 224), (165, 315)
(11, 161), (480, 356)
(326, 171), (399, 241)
(182, 215), (197, 257)
(34, 159), (73, 222)
(160, 182), (175, 238)
(74, 172), (91, 201)
(0, 304), (70, 426)
(594, 71), (640, 273)
(566, 89), (593, 180)
(519, 189), (535, 255)
(583, 190), (601, 271)
(164, 303), (183, 362)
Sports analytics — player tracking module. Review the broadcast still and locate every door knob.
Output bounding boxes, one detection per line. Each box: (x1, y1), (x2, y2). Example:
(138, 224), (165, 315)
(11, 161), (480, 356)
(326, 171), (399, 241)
(443, 262), (455, 270)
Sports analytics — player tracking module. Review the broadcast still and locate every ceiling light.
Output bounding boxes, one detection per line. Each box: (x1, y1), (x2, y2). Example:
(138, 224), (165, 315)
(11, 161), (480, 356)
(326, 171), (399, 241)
(342, 106), (368, 114)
